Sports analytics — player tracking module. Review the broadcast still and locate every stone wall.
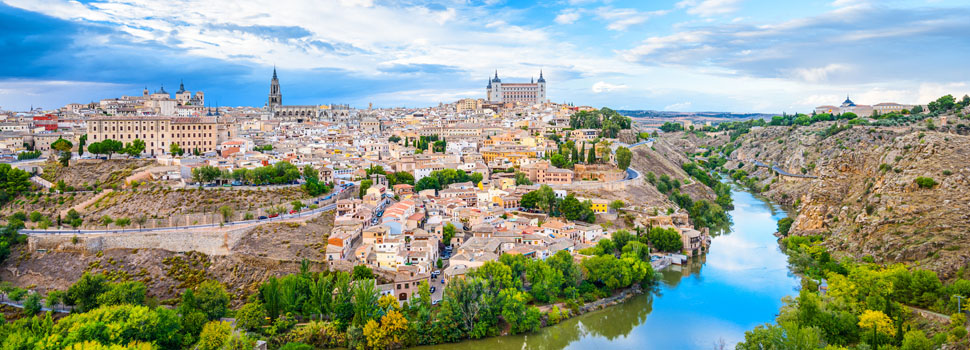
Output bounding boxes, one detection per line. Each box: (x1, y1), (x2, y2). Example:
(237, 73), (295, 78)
(27, 225), (255, 256)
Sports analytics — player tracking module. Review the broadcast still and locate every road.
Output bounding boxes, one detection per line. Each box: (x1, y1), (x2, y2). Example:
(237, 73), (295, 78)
(742, 159), (818, 179)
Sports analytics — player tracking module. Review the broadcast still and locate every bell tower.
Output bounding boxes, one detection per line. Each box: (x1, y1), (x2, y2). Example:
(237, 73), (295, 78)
(268, 67), (282, 112)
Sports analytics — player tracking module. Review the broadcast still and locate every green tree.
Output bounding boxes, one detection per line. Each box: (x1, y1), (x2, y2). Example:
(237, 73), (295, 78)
(235, 301), (267, 332)
(169, 142), (184, 156)
(649, 227), (683, 253)
(124, 139), (146, 158)
(514, 171), (533, 185)
(198, 321), (233, 350)
(97, 280), (147, 306)
(193, 280), (231, 320)
(64, 272), (109, 312)
(352, 265), (375, 281)
(219, 205), (233, 223)
(777, 217), (794, 236)
(358, 179), (373, 198)
(114, 217), (131, 228)
(443, 222), (456, 246)
(23, 292), (41, 316)
(99, 215), (113, 228)
(615, 146), (632, 170)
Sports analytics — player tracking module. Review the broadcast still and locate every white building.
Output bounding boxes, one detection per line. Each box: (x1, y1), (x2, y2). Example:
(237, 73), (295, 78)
(486, 71), (547, 105)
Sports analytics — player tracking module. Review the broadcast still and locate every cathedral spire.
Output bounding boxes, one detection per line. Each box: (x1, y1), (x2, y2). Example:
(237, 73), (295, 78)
(273, 66), (278, 80)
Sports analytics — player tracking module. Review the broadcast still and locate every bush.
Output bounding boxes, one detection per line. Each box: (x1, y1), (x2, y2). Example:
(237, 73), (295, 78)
(777, 218), (794, 236)
(23, 292), (42, 316)
(914, 177), (938, 189)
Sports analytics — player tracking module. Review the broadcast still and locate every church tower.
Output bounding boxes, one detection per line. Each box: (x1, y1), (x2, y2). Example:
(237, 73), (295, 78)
(268, 67), (282, 112)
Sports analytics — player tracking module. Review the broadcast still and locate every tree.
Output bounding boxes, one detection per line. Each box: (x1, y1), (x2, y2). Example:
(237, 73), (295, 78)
(858, 309), (895, 347)
(609, 200), (625, 212)
(65, 272), (109, 312)
(615, 146), (632, 170)
(901, 329), (933, 350)
(443, 222), (456, 246)
(46, 289), (65, 309)
(352, 265), (374, 281)
(514, 171), (532, 185)
(470, 172), (484, 186)
(649, 227), (683, 253)
(219, 205), (233, 223)
(97, 280), (146, 306)
(100, 215), (114, 228)
(124, 139), (146, 158)
(114, 217), (131, 228)
(23, 292), (41, 316)
(414, 176), (439, 193)
(777, 217), (794, 236)
(193, 280), (231, 320)
(169, 142), (184, 156)
(198, 321), (233, 350)
(358, 179), (373, 198)
(302, 165), (319, 182)
(135, 215), (148, 229)
(235, 301), (267, 332)
(587, 146), (596, 164)
(52, 138), (73, 166)
(362, 310), (409, 349)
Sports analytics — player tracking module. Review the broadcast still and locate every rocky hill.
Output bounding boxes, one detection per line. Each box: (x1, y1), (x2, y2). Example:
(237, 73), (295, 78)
(725, 117), (970, 279)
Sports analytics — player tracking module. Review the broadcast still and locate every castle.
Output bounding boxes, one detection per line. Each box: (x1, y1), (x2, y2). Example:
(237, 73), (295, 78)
(486, 71), (546, 105)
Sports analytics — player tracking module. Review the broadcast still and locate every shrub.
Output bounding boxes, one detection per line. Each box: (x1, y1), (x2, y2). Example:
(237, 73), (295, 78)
(914, 177), (938, 189)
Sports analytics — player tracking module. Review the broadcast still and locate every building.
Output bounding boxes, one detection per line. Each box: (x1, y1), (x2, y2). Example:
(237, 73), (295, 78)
(486, 71), (547, 105)
(88, 116), (220, 156)
(455, 98), (482, 113)
(174, 80), (205, 106)
(815, 96), (913, 118)
(268, 68), (282, 112)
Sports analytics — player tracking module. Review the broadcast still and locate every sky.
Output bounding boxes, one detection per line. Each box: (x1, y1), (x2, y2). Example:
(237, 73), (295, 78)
(1, 0), (970, 113)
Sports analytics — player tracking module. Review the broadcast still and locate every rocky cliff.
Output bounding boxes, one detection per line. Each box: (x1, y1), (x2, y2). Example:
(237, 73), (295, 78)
(727, 119), (970, 278)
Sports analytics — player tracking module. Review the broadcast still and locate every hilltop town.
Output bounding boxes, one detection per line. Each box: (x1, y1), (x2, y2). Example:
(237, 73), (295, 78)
(0, 70), (713, 307)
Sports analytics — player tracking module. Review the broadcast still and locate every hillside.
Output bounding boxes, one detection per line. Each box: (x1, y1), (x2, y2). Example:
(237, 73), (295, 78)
(724, 116), (970, 279)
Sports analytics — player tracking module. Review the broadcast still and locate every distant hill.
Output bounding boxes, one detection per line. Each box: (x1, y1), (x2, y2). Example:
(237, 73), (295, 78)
(617, 110), (775, 120)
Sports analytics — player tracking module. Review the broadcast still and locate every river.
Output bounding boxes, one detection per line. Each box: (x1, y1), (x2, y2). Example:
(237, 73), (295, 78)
(420, 186), (800, 350)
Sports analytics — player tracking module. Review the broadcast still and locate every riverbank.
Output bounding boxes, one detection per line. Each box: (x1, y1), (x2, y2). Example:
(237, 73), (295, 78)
(420, 186), (799, 349)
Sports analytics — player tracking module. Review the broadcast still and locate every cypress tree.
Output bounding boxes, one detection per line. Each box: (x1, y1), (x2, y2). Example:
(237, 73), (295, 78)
(588, 147), (596, 164)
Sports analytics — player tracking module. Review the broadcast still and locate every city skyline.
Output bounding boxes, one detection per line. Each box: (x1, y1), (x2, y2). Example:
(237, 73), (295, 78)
(2, 0), (970, 112)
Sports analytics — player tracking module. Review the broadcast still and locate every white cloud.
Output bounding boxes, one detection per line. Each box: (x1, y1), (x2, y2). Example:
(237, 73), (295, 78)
(790, 63), (850, 83)
(554, 9), (582, 25)
(592, 81), (628, 93)
(664, 101), (692, 110)
(595, 7), (669, 31)
(676, 0), (743, 17)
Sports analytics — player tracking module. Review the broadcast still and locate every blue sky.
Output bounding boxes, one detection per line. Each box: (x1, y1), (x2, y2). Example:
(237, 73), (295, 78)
(1, 0), (969, 113)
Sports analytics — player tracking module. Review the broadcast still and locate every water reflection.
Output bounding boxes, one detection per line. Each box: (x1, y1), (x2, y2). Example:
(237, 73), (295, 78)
(419, 187), (799, 350)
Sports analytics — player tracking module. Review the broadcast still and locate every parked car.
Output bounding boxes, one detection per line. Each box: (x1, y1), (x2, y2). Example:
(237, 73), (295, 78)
(430, 286), (436, 293)
(289, 210), (297, 214)
(258, 216), (268, 220)
(440, 279), (445, 284)
(268, 213), (279, 218)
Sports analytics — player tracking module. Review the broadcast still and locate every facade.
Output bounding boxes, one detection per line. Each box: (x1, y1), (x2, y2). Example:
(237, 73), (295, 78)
(486, 71), (547, 105)
(815, 96), (914, 118)
(88, 116), (220, 156)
